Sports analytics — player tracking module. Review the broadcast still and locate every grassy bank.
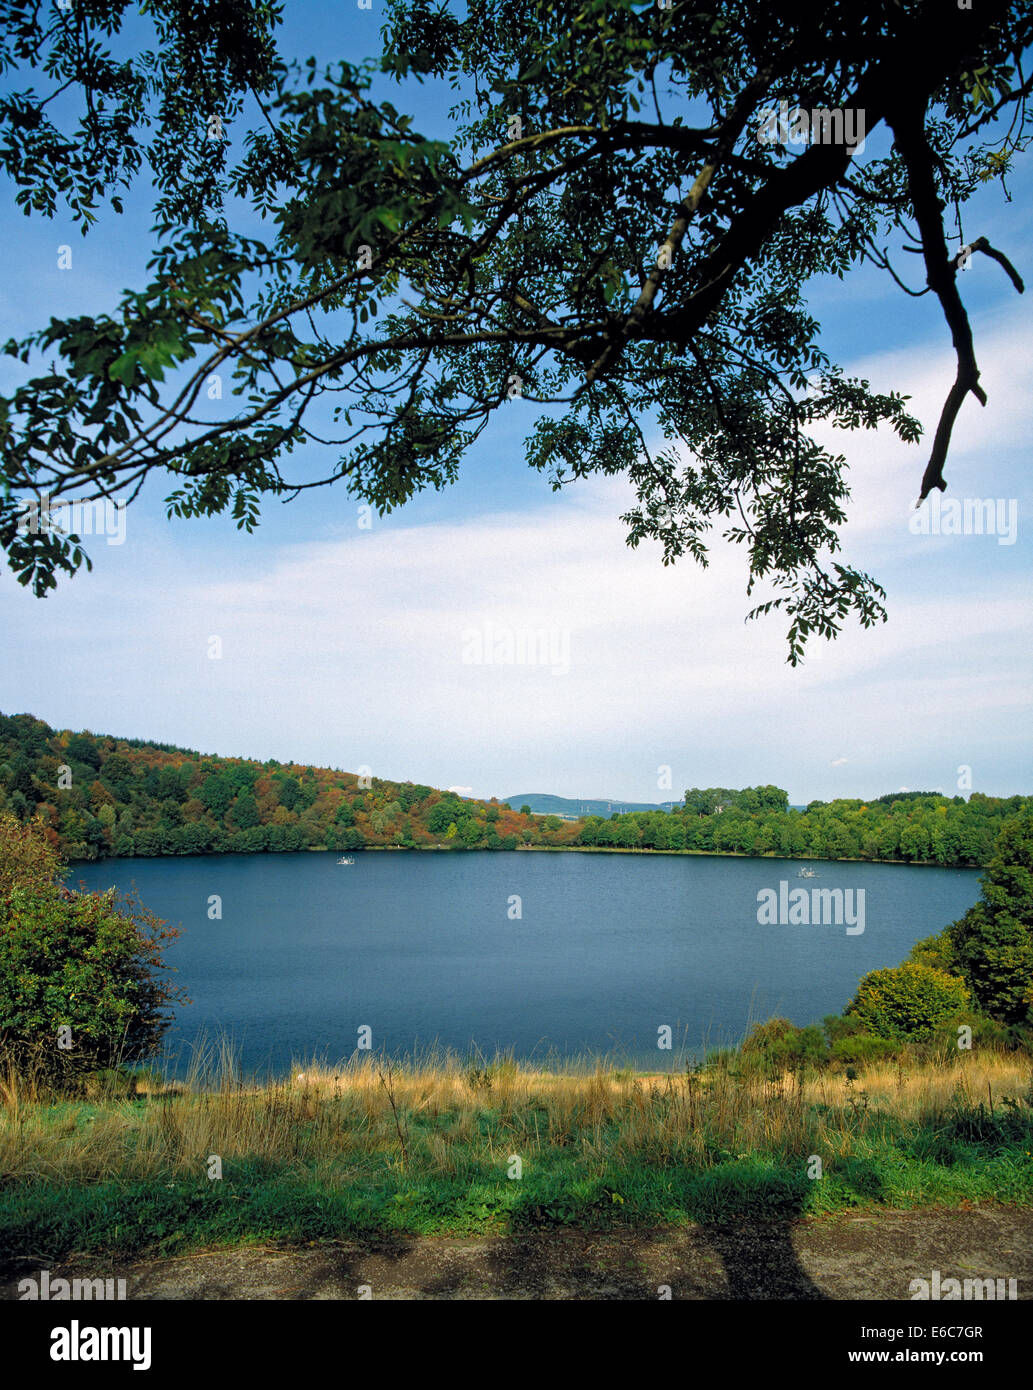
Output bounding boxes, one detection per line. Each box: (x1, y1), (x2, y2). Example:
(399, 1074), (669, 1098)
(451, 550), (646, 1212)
(2, 1048), (1032, 1263)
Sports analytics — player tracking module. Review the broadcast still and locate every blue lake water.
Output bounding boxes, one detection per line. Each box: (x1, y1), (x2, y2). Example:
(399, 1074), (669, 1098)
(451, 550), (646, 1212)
(71, 850), (983, 1076)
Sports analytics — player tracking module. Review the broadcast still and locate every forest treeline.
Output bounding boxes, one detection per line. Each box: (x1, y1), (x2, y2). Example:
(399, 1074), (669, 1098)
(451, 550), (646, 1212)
(0, 713), (1028, 867)
(580, 785), (1027, 865)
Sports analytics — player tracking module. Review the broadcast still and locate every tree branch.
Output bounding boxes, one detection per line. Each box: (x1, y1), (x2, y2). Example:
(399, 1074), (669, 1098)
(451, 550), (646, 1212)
(576, 68), (775, 391)
(889, 98), (990, 500)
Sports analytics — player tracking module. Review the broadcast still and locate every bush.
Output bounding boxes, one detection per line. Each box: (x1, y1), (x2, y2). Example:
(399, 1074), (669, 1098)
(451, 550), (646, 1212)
(0, 817), (186, 1087)
(0, 812), (62, 895)
(0, 884), (186, 1087)
(830, 1033), (899, 1065)
(908, 929), (956, 972)
(846, 962), (970, 1041)
(954, 1015), (1033, 1054)
(741, 1017), (828, 1073)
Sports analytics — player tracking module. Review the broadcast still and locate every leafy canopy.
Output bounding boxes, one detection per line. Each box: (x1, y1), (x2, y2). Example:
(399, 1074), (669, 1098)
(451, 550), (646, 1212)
(0, 0), (1029, 660)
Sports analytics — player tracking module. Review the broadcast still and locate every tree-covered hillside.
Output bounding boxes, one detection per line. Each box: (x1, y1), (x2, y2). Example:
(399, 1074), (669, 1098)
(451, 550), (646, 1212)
(0, 712), (579, 861)
(0, 713), (1027, 867)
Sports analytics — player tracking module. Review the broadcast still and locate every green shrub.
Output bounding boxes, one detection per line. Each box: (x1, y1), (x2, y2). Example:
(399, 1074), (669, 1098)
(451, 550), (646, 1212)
(846, 962), (969, 1041)
(958, 1015), (1033, 1053)
(0, 817), (185, 1087)
(830, 1033), (899, 1064)
(0, 883), (186, 1086)
(741, 1017), (828, 1072)
(908, 929), (956, 972)
(823, 1012), (865, 1043)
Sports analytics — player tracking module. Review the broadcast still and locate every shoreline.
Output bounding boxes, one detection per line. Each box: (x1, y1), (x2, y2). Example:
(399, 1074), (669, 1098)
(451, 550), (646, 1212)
(70, 843), (981, 870)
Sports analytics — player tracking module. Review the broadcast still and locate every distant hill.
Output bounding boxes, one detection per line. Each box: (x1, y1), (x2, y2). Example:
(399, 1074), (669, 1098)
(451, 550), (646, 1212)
(510, 792), (812, 817)
(505, 793), (682, 818)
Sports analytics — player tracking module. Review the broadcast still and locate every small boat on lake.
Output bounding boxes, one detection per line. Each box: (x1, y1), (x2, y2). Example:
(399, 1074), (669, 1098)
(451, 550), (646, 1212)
(797, 866), (818, 878)
(337, 856), (355, 865)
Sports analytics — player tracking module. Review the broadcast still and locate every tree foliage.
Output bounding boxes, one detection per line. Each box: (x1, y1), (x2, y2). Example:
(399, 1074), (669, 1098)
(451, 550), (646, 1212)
(947, 810), (1033, 1025)
(0, 809), (63, 895)
(846, 961), (970, 1040)
(578, 789), (1025, 865)
(0, 1), (1029, 657)
(0, 815), (184, 1084)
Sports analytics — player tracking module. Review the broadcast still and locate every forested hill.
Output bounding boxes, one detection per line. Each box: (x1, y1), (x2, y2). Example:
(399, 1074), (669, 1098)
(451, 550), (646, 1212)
(0, 712), (1029, 867)
(0, 712), (576, 860)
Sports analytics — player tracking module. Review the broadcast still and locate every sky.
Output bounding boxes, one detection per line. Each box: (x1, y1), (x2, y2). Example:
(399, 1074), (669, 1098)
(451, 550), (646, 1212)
(1, 3), (1030, 806)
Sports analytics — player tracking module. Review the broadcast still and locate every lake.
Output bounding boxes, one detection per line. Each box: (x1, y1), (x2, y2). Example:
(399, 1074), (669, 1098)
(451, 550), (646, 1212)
(71, 850), (983, 1076)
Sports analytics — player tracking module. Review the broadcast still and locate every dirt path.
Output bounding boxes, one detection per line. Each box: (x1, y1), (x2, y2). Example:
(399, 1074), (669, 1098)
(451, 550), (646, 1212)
(4, 1206), (1032, 1299)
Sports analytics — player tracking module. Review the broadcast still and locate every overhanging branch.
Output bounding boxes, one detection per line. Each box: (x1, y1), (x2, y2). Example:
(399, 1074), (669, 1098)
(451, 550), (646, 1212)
(888, 99), (1007, 500)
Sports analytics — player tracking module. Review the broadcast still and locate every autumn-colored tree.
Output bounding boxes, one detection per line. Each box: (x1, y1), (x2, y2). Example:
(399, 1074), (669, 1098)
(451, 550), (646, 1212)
(0, 811), (63, 895)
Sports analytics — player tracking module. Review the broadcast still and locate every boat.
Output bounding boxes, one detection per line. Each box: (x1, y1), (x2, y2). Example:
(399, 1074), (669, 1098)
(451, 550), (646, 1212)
(337, 856), (354, 865)
(797, 866), (817, 878)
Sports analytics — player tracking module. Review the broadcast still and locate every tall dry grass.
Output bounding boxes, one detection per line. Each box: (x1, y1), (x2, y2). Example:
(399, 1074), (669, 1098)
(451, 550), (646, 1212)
(2, 1043), (1030, 1188)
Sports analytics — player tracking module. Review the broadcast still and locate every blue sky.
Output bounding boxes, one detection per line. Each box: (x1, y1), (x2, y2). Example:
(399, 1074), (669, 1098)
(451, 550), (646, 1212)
(1, 3), (1030, 805)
